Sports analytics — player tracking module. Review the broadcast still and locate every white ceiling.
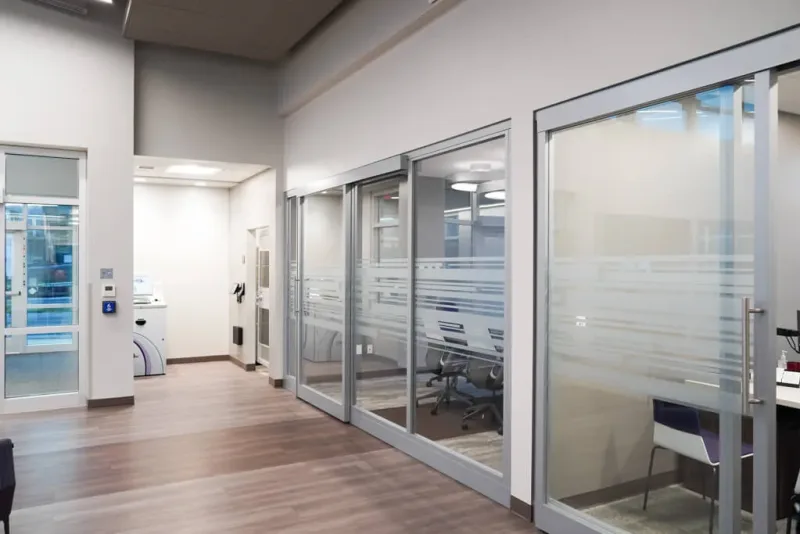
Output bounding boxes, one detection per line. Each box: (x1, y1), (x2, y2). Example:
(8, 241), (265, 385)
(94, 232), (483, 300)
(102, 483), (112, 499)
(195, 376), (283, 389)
(123, 0), (345, 62)
(134, 156), (268, 188)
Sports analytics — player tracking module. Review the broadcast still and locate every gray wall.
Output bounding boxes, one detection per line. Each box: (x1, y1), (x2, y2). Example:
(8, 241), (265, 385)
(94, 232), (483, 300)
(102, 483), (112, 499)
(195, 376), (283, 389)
(135, 43), (282, 166)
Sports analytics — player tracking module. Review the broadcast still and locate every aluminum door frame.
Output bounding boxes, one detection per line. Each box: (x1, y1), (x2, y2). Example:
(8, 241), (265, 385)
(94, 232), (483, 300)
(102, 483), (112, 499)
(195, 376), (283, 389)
(534, 55), (784, 534)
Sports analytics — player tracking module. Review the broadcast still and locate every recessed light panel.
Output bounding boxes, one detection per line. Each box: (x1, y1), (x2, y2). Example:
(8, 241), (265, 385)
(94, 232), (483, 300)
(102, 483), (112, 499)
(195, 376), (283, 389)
(166, 164), (222, 176)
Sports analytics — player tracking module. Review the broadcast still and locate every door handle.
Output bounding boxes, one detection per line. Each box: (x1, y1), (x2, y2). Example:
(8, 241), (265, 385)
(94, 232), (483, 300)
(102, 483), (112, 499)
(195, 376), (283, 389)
(4, 291), (20, 297)
(742, 297), (765, 410)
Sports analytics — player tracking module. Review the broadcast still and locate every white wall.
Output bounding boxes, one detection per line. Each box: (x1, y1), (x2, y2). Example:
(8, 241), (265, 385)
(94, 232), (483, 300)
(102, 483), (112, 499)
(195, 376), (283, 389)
(133, 184), (230, 360)
(282, 0), (800, 505)
(281, 0), (459, 115)
(229, 170), (278, 370)
(0, 0), (134, 401)
(135, 42), (282, 166)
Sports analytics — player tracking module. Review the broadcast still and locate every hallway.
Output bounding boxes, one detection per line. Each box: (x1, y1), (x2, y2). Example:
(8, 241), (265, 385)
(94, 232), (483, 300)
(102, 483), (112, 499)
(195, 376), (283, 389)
(3, 362), (530, 533)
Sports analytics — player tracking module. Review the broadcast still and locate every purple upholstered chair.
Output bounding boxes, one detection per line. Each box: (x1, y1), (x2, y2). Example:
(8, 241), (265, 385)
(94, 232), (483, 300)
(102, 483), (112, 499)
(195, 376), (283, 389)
(643, 399), (753, 534)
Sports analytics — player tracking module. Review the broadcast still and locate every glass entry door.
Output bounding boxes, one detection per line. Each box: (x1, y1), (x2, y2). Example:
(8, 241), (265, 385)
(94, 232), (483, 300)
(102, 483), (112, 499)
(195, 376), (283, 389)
(297, 186), (348, 420)
(536, 73), (778, 534)
(0, 149), (84, 413)
(351, 175), (409, 428)
(255, 228), (270, 369)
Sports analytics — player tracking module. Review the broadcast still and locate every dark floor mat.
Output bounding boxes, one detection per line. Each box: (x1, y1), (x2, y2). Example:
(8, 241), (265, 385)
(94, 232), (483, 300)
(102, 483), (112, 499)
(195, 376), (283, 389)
(371, 399), (501, 441)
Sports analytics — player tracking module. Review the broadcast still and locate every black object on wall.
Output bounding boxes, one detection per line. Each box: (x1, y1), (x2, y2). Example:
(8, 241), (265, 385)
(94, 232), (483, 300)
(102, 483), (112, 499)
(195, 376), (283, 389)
(232, 326), (243, 346)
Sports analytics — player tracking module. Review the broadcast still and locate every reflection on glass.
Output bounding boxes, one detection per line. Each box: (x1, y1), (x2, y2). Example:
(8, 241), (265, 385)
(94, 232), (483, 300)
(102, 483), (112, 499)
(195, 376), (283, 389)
(413, 137), (506, 473)
(353, 177), (409, 426)
(299, 187), (344, 401)
(546, 84), (756, 532)
(5, 203), (79, 398)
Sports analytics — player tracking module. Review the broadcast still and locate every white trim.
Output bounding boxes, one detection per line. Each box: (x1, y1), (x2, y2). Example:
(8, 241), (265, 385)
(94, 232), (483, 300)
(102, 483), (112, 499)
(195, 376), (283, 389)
(6, 195), (79, 206)
(78, 153), (88, 403)
(3, 326), (79, 335)
(0, 145), (83, 159)
(2, 392), (84, 414)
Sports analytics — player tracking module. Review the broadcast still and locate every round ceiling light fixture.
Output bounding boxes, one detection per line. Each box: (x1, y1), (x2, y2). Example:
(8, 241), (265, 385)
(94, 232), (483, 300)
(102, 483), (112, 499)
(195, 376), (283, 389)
(451, 182), (479, 192)
(485, 190), (506, 201)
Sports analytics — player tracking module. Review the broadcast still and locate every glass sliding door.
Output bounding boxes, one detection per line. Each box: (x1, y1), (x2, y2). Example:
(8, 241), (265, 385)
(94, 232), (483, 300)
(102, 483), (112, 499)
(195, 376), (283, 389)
(285, 195), (299, 391)
(536, 73), (778, 534)
(351, 175), (409, 427)
(0, 149), (85, 413)
(411, 136), (507, 474)
(297, 186), (347, 419)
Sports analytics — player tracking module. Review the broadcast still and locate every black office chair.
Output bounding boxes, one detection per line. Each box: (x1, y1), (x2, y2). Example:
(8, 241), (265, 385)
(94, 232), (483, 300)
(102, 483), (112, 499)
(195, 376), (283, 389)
(416, 340), (471, 415)
(0, 439), (15, 534)
(787, 468), (800, 534)
(461, 360), (503, 435)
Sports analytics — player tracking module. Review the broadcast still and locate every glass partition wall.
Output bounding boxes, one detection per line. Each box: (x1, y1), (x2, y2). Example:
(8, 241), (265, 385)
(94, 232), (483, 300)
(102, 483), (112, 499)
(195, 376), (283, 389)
(533, 34), (800, 532)
(285, 125), (510, 504)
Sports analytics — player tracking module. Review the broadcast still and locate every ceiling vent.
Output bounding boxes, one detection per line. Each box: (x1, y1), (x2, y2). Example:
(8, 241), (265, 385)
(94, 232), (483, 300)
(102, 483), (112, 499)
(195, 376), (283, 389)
(25, 0), (89, 16)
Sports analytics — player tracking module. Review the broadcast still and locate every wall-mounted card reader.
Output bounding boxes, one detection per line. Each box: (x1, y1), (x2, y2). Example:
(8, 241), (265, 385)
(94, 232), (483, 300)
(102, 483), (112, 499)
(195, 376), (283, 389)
(102, 283), (116, 298)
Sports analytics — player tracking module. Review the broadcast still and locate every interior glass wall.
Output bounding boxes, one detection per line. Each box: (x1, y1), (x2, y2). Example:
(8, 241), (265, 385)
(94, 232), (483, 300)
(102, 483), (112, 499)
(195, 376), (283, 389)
(543, 84), (758, 533)
(413, 137), (506, 473)
(353, 175), (409, 426)
(299, 186), (345, 402)
(285, 129), (509, 504)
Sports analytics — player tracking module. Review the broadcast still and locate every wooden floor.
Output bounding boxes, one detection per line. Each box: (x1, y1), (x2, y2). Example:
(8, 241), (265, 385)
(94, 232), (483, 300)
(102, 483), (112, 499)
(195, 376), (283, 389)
(3, 362), (532, 533)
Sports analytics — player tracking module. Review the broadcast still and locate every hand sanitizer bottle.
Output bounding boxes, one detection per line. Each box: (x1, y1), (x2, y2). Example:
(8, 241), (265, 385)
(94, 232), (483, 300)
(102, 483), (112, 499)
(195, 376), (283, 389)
(779, 349), (788, 370)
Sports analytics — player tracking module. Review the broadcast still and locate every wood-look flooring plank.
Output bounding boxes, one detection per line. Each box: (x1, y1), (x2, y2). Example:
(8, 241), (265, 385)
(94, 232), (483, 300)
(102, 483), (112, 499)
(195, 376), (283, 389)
(0, 362), (533, 533)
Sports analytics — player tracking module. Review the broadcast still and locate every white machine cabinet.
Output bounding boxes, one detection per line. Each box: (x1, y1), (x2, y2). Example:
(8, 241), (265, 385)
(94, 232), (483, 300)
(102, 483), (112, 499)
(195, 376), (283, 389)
(133, 275), (167, 377)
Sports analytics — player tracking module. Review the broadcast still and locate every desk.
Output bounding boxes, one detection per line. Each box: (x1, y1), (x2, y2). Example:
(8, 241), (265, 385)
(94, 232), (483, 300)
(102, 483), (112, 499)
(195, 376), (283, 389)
(778, 385), (800, 410)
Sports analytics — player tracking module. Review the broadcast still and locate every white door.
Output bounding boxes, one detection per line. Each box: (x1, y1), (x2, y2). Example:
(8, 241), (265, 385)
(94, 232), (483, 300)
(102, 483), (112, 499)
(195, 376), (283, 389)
(0, 148), (86, 413)
(255, 232), (270, 369)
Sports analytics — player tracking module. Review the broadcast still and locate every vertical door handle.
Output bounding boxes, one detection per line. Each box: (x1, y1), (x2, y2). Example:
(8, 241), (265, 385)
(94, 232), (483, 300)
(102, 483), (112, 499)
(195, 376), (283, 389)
(742, 297), (765, 410)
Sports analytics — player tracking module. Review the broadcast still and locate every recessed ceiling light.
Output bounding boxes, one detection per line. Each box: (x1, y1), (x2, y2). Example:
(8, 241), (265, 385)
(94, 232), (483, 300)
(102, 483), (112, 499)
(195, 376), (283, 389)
(390, 196), (399, 200)
(455, 160), (504, 172)
(166, 164), (221, 176)
(469, 162), (492, 172)
(95, 0), (114, 3)
(194, 181), (207, 187)
(485, 190), (505, 201)
(452, 182), (478, 192)
(134, 177), (148, 183)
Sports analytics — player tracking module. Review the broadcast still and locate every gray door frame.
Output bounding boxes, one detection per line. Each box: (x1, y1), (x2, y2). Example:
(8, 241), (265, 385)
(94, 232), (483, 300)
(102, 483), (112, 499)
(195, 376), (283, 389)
(532, 27), (796, 533)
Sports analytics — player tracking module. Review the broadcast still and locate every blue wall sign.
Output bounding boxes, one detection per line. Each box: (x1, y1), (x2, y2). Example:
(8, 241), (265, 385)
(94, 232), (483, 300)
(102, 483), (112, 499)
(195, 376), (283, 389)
(102, 300), (117, 314)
